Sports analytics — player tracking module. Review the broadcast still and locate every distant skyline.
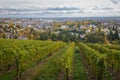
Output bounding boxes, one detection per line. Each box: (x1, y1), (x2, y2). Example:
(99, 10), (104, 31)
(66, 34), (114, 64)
(0, 0), (120, 18)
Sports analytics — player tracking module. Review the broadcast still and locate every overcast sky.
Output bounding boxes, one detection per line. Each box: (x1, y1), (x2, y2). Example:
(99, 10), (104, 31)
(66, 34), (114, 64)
(0, 0), (120, 17)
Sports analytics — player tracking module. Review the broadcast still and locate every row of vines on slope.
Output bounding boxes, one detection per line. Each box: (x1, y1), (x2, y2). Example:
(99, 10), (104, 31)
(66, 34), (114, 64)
(103, 44), (120, 50)
(78, 43), (107, 80)
(61, 42), (74, 80)
(33, 42), (74, 80)
(87, 43), (120, 74)
(0, 39), (66, 80)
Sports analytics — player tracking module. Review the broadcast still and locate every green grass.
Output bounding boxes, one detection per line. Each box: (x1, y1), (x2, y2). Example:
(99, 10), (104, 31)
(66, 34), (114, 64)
(104, 71), (113, 80)
(32, 47), (67, 80)
(73, 52), (86, 80)
(0, 70), (16, 80)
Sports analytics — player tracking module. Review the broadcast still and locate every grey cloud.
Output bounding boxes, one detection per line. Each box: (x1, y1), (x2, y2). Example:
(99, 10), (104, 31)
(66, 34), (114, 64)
(117, 11), (120, 13)
(92, 6), (100, 10)
(46, 7), (80, 10)
(111, 0), (120, 4)
(93, 6), (113, 10)
(101, 7), (113, 10)
(0, 7), (84, 15)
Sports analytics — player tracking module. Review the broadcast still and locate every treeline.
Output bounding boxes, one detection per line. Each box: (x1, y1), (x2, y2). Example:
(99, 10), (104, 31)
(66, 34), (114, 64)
(39, 30), (81, 42)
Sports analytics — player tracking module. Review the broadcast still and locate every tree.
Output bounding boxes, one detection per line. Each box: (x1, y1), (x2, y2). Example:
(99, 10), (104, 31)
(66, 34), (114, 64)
(86, 32), (105, 43)
(40, 32), (49, 40)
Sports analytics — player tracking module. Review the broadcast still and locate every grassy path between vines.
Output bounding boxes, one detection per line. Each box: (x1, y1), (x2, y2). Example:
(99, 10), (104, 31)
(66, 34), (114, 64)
(21, 46), (67, 80)
(73, 51), (87, 80)
(32, 46), (68, 80)
(57, 70), (65, 80)
(79, 50), (95, 80)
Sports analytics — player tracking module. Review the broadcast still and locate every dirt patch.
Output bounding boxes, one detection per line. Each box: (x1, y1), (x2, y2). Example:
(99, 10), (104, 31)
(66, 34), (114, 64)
(107, 66), (120, 80)
(80, 51), (96, 80)
(0, 64), (16, 76)
(57, 70), (65, 80)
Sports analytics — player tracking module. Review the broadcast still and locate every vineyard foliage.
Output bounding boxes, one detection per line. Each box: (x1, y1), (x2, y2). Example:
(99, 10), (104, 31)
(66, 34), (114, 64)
(104, 44), (120, 50)
(0, 39), (66, 73)
(61, 42), (74, 79)
(78, 43), (107, 79)
(87, 43), (120, 74)
(33, 42), (75, 80)
(0, 39), (120, 80)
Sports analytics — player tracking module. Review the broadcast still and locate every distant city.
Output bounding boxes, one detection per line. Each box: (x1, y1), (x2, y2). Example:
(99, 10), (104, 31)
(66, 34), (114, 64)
(0, 17), (120, 43)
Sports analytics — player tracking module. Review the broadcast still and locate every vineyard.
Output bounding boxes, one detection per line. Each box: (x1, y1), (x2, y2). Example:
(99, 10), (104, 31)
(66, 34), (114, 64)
(0, 39), (120, 80)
